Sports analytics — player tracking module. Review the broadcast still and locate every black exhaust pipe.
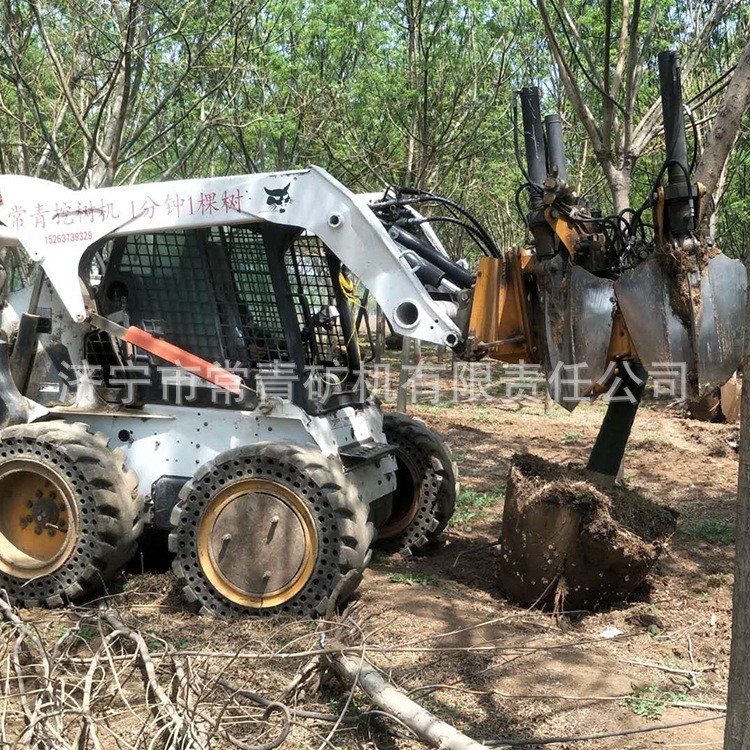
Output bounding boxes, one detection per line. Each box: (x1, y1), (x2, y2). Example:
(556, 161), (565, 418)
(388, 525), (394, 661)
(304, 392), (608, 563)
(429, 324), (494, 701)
(657, 50), (694, 236)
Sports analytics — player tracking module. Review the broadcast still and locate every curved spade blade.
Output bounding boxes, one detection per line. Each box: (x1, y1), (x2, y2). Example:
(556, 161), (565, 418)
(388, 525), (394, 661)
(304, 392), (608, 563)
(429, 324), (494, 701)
(614, 252), (746, 399)
(614, 256), (691, 379)
(694, 252), (747, 392)
(541, 261), (616, 410)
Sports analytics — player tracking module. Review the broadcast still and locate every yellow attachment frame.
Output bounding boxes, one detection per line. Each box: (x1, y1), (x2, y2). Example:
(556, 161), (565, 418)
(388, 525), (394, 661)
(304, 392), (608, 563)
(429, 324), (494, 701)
(467, 251), (535, 363)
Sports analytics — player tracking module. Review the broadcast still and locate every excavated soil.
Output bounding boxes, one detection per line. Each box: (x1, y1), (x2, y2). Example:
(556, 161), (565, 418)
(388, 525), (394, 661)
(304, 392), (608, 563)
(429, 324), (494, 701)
(498, 454), (677, 611)
(655, 237), (719, 330)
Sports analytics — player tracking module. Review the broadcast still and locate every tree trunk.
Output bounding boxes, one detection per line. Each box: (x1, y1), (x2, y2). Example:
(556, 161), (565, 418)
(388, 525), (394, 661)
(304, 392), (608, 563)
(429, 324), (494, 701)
(375, 306), (385, 364)
(696, 38), (750, 205)
(404, 0), (420, 184)
(397, 336), (412, 412)
(602, 160), (632, 214)
(724, 263), (750, 749)
(708, 138), (739, 235)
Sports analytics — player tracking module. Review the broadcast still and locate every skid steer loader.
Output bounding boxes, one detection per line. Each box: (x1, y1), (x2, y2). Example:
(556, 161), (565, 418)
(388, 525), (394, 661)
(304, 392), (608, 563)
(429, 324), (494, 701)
(0, 166), (463, 617)
(0, 49), (742, 617)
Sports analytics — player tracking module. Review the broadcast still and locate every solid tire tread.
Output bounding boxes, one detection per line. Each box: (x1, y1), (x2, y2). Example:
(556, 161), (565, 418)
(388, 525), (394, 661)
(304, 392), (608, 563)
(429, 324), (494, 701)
(376, 412), (459, 555)
(0, 420), (145, 607)
(169, 441), (373, 618)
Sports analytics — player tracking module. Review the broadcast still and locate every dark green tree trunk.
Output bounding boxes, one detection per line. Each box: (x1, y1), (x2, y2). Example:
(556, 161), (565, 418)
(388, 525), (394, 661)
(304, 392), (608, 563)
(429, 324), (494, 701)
(724, 263), (750, 749)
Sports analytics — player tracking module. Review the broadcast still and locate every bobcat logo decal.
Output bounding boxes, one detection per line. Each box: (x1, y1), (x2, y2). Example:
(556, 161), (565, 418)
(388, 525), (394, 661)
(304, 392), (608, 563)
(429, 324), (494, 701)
(264, 183), (291, 213)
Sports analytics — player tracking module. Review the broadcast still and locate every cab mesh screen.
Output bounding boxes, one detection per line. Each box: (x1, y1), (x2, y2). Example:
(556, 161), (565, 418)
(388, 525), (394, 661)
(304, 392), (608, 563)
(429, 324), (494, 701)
(113, 231), (221, 361)
(108, 226), (347, 371)
(286, 234), (349, 368)
(217, 226), (290, 364)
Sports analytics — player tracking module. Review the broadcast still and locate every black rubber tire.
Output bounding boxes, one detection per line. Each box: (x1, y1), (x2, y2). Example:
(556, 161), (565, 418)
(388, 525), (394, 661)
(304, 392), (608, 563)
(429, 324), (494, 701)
(376, 412), (459, 556)
(0, 421), (145, 608)
(169, 442), (374, 618)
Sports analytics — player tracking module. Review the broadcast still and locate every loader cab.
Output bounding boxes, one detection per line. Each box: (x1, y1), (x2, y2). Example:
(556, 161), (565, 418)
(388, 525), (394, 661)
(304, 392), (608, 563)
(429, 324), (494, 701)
(88, 223), (364, 413)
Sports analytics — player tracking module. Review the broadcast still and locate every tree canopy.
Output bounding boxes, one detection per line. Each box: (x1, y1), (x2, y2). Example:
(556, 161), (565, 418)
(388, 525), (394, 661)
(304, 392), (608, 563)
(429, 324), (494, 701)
(1, 0), (749, 260)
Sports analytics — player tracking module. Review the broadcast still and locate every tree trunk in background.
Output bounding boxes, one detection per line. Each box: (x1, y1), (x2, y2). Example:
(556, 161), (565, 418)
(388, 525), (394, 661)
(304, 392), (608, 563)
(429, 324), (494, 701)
(696, 38), (750, 211)
(375, 307), (385, 364)
(397, 336), (412, 412)
(724, 263), (750, 750)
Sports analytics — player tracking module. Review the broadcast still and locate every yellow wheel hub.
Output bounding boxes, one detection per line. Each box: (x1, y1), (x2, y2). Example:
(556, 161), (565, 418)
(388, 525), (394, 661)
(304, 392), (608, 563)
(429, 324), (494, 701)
(197, 478), (318, 609)
(0, 460), (78, 579)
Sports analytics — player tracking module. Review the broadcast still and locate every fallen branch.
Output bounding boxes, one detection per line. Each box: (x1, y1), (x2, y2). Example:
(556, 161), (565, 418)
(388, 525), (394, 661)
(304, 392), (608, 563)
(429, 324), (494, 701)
(102, 610), (187, 744)
(0, 597), (360, 749)
(325, 638), (486, 750)
(0, 593), (72, 749)
(225, 702), (291, 750)
(619, 657), (713, 690)
(619, 657), (713, 675)
(56, 630), (640, 663)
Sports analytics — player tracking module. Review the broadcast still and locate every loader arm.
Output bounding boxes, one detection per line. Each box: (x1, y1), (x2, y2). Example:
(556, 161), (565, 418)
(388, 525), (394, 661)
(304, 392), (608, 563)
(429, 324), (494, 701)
(0, 167), (461, 349)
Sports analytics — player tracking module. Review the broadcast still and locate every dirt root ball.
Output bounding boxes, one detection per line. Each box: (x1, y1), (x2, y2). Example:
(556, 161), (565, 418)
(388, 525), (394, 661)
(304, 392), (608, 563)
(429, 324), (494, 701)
(498, 454), (677, 611)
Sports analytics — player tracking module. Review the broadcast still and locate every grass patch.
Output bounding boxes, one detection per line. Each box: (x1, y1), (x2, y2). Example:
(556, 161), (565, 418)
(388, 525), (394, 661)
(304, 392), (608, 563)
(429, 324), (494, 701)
(640, 432), (663, 443)
(78, 625), (96, 643)
(457, 488), (502, 508)
(449, 508), (488, 527)
(514, 406), (545, 416)
(450, 486), (502, 527)
(327, 695), (361, 713)
(388, 572), (440, 587)
(621, 684), (689, 720)
(680, 520), (735, 545)
(416, 401), (461, 412)
(562, 431), (581, 444)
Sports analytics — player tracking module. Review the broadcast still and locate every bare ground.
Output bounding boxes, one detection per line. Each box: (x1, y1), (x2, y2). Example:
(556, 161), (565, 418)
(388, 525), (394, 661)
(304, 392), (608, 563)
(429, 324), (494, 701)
(3, 387), (739, 749)
(363, 397), (736, 749)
